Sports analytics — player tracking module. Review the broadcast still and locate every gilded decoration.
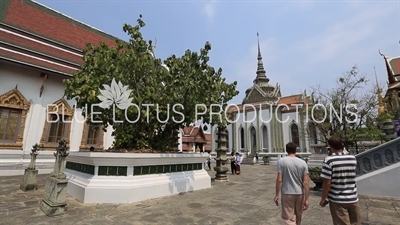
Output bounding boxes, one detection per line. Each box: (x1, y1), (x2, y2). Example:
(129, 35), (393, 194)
(79, 121), (104, 151)
(0, 88), (31, 149)
(40, 98), (74, 149)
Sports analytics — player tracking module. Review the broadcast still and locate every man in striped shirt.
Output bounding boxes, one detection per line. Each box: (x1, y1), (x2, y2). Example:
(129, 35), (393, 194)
(320, 136), (361, 225)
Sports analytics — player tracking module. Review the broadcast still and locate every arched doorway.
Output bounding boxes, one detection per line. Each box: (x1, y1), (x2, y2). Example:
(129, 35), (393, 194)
(291, 123), (300, 148)
(240, 127), (244, 149)
(262, 125), (268, 151)
(308, 123), (317, 144)
(250, 126), (257, 153)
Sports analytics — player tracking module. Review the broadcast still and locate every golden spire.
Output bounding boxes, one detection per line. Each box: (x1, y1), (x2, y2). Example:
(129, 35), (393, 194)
(375, 67), (385, 115)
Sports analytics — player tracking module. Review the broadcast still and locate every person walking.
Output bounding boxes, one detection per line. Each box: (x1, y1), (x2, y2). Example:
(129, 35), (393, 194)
(230, 152), (236, 174)
(320, 136), (361, 225)
(274, 142), (309, 225)
(235, 152), (242, 175)
(207, 153), (212, 170)
(255, 152), (259, 163)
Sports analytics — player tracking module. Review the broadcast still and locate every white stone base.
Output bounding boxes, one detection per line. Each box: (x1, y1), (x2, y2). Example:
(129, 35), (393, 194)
(0, 150), (57, 176)
(66, 169), (211, 203)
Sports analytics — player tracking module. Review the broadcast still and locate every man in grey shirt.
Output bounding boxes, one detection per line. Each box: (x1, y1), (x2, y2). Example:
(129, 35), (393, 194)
(274, 142), (310, 225)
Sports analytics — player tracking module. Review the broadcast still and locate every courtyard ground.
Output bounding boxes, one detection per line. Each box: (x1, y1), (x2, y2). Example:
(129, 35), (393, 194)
(0, 164), (399, 225)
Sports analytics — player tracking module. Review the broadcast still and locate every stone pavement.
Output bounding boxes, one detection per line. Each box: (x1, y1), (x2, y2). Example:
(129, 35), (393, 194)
(0, 164), (399, 225)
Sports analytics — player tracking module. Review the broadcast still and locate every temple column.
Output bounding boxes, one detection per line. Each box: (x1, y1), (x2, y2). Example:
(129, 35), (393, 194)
(256, 108), (261, 152)
(232, 112), (236, 152)
(299, 107), (307, 152)
(271, 105), (277, 152)
(244, 111), (248, 153)
(277, 111), (285, 152)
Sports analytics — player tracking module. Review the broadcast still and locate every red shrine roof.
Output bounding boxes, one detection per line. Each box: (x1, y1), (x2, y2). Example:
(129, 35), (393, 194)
(181, 126), (211, 151)
(0, 0), (118, 76)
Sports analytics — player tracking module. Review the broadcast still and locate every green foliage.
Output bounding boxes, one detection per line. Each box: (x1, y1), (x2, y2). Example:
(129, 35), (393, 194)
(308, 66), (383, 145)
(308, 167), (322, 172)
(64, 15), (239, 151)
(262, 155), (270, 159)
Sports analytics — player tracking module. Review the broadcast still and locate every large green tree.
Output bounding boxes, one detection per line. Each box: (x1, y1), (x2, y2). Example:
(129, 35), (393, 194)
(308, 66), (386, 149)
(64, 15), (239, 151)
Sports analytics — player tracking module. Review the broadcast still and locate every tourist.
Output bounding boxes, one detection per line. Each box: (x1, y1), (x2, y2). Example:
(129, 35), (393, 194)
(255, 152), (259, 163)
(274, 142), (309, 225)
(235, 152), (242, 175)
(320, 136), (361, 225)
(395, 122), (400, 137)
(230, 152), (236, 174)
(207, 153), (212, 170)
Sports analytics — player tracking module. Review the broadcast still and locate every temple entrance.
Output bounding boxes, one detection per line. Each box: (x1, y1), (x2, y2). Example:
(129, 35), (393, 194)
(250, 127), (257, 153)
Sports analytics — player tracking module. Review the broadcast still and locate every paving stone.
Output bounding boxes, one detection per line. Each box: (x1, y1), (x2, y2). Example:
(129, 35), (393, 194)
(0, 164), (399, 224)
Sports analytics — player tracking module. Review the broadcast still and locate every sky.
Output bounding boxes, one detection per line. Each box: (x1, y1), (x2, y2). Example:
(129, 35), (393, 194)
(36, 0), (400, 104)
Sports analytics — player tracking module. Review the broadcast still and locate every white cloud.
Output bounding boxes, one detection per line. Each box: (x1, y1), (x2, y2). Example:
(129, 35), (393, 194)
(203, 1), (216, 22)
(295, 3), (396, 64)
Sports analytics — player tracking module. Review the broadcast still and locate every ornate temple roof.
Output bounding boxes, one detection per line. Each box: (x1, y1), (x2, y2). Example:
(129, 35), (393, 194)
(181, 126), (211, 151)
(379, 50), (400, 88)
(0, 0), (118, 76)
(242, 33), (280, 105)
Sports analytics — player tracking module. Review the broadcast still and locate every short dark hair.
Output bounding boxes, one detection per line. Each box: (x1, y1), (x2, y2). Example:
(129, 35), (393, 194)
(328, 136), (343, 150)
(286, 142), (297, 154)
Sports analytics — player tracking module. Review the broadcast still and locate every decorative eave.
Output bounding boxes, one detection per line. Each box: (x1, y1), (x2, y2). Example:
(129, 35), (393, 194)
(0, 0), (124, 77)
(379, 50), (400, 85)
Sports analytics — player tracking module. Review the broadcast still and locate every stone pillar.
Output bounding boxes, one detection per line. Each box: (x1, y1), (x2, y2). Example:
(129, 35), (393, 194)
(20, 144), (40, 191)
(382, 118), (396, 141)
(276, 109), (285, 152)
(244, 112), (248, 153)
(270, 106), (276, 152)
(231, 112), (236, 153)
(299, 107), (307, 152)
(39, 139), (69, 217)
(214, 126), (229, 181)
(256, 108), (261, 152)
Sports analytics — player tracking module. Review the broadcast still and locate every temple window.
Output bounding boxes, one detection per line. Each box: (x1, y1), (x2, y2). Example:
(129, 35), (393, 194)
(0, 107), (22, 142)
(290, 123), (300, 147)
(40, 98), (73, 149)
(0, 88), (31, 149)
(80, 122), (104, 151)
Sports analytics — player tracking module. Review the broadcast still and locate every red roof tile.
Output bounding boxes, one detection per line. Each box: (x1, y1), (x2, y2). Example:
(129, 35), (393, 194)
(0, 48), (76, 75)
(0, 30), (83, 64)
(0, 0), (120, 76)
(2, 0), (117, 50)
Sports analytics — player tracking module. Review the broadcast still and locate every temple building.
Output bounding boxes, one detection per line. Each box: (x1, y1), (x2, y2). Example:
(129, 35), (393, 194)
(0, 0), (320, 175)
(0, 0), (122, 175)
(0, 0), (215, 176)
(379, 51), (400, 119)
(209, 34), (320, 156)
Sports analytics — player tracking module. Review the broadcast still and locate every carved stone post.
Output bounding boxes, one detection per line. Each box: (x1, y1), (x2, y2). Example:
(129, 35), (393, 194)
(20, 144), (40, 191)
(39, 139), (69, 217)
(382, 118), (396, 141)
(214, 126), (229, 181)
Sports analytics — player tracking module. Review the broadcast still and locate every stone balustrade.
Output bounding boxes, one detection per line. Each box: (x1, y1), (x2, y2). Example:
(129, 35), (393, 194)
(355, 138), (400, 177)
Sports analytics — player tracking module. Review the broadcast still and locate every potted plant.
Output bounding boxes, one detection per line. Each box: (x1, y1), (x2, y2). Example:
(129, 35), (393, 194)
(308, 167), (323, 191)
(262, 155), (270, 165)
